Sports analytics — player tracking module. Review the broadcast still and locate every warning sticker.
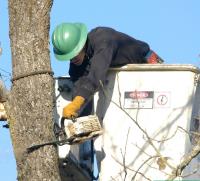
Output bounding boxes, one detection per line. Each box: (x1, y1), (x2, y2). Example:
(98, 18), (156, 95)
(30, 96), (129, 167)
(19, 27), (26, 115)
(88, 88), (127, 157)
(124, 91), (154, 109)
(154, 92), (171, 108)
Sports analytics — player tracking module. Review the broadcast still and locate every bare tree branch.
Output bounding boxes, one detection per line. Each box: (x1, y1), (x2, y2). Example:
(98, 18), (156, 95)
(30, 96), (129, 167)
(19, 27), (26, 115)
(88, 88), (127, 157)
(111, 154), (153, 181)
(120, 128), (130, 180)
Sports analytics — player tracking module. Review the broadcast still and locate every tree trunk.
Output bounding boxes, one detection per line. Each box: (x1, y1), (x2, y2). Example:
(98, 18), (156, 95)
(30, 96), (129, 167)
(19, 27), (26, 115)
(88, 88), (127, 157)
(7, 0), (61, 180)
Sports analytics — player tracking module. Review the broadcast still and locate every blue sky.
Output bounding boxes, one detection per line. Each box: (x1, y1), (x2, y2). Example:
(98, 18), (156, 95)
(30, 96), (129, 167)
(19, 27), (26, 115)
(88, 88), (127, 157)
(0, 0), (200, 180)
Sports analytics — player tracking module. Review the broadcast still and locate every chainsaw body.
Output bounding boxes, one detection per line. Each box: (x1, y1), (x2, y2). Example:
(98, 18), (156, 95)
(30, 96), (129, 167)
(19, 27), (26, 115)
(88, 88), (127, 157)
(63, 115), (103, 144)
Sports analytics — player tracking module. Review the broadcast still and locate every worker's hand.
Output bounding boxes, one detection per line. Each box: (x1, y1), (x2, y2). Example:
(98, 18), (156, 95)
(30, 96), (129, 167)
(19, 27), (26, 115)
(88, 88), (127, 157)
(62, 96), (85, 119)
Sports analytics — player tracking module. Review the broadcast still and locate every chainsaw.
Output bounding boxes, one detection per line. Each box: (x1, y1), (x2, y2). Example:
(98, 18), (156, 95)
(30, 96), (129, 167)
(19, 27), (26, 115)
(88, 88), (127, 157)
(58, 115), (103, 144)
(27, 115), (103, 152)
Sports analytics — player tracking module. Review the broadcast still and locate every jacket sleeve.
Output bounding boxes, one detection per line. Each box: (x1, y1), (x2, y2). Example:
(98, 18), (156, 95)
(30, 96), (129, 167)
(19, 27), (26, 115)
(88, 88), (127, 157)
(73, 42), (116, 100)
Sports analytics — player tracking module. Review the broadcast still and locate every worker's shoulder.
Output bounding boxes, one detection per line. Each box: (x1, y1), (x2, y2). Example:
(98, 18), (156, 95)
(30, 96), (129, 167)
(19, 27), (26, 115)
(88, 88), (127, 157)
(89, 26), (116, 35)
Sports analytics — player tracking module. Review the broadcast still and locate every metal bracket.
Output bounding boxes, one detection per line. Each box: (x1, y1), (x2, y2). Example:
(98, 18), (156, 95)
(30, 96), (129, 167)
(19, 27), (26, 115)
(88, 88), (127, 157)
(194, 73), (200, 86)
(58, 84), (72, 93)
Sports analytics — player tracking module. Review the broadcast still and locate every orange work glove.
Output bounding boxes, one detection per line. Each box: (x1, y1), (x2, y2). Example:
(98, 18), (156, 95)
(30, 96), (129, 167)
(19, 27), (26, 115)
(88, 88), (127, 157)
(63, 96), (85, 118)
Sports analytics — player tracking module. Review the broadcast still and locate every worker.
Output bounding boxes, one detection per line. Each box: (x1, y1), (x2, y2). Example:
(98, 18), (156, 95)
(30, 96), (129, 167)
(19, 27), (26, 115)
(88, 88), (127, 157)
(52, 22), (164, 119)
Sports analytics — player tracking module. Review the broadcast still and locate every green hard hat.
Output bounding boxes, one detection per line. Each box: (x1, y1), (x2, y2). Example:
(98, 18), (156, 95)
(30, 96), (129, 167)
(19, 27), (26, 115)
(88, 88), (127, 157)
(52, 22), (87, 61)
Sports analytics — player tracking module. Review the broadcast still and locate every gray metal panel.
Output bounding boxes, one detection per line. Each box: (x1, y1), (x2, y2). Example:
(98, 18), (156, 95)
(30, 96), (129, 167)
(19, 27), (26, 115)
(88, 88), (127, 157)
(59, 156), (92, 181)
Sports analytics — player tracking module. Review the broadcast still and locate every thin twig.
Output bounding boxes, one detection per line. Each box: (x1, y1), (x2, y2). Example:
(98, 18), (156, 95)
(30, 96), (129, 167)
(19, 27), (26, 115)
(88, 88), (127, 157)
(111, 154), (152, 181)
(131, 155), (159, 181)
(120, 128), (130, 180)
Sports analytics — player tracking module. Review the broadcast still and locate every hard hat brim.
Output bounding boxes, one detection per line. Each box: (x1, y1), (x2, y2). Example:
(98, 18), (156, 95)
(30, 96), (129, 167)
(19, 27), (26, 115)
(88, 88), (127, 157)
(53, 23), (87, 61)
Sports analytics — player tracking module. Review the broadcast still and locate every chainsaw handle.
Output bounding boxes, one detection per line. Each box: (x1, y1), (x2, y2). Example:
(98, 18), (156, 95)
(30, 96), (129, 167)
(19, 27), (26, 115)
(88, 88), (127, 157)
(60, 117), (65, 130)
(60, 117), (76, 129)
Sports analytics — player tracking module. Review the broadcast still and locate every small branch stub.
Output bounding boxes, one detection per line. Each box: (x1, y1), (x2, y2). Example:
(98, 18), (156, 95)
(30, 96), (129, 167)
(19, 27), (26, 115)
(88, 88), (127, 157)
(0, 103), (7, 120)
(0, 80), (8, 120)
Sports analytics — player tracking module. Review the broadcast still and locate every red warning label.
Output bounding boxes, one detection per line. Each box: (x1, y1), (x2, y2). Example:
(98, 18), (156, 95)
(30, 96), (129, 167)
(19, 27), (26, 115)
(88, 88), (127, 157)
(124, 91), (154, 109)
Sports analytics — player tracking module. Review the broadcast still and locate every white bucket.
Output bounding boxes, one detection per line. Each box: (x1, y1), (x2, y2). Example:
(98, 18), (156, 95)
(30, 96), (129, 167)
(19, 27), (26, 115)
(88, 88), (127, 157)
(94, 64), (200, 180)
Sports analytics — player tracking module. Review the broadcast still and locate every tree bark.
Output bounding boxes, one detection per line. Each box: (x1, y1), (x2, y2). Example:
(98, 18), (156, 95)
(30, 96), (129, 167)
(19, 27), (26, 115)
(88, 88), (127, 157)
(7, 0), (61, 180)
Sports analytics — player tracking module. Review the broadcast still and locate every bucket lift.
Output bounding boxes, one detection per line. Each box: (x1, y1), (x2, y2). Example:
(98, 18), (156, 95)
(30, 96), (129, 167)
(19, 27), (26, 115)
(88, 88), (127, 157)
(54, 64), (200, 181)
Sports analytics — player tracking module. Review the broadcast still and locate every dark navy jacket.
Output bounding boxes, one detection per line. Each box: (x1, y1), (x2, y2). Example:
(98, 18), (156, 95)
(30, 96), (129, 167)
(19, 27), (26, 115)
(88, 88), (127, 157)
(69, 27), (150, 100)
